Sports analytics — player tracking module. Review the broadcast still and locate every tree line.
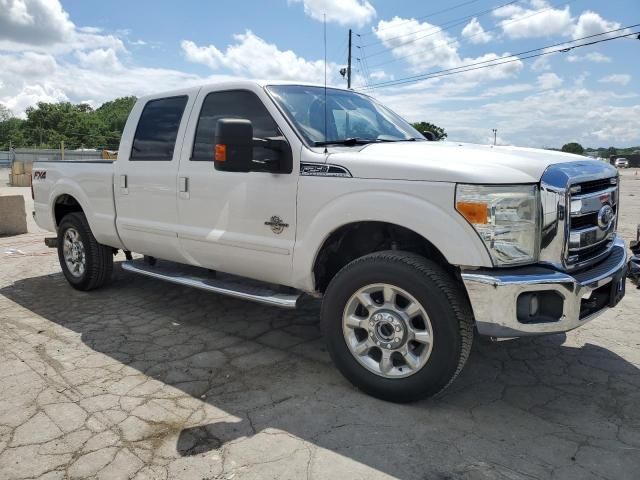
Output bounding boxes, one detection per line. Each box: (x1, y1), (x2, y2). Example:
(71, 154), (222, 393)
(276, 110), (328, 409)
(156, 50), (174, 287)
(0, 97), (137, 151)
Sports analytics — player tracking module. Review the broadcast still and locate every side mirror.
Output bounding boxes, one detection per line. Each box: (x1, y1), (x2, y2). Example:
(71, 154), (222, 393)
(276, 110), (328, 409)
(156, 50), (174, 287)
(422, 131), (437, 141)
(214, 118), (253, 172)
(252, 136), (293, 174)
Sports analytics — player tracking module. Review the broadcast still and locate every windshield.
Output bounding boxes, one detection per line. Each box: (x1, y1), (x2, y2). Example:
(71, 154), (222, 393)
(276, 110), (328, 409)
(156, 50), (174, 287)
(266, 85), (424, 146)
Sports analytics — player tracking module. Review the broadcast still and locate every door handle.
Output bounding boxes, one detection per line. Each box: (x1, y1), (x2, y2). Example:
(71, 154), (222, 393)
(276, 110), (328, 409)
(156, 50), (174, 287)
(119, 175), (128, 195)
(179, 177), (188, 193)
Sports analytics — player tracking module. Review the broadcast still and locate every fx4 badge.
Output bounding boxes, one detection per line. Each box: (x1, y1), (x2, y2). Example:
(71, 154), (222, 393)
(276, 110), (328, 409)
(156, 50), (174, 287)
(265, 216), (289, 234)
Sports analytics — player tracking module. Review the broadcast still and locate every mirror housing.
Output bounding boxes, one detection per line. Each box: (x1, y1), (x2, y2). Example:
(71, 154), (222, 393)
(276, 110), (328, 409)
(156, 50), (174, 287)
(252, 136), (293, 174)
(422, 131), (437, 141)
(214, 119), (253, 172)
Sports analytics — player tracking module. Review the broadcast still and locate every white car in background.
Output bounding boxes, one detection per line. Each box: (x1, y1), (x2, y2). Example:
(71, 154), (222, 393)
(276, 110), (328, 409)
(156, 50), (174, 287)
(615, 157), (629, 168)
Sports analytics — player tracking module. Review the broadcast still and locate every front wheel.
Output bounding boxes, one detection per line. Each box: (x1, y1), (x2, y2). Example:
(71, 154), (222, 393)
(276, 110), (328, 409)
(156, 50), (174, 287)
(321, 251), (474, 403)
(57, 212), (113, 291)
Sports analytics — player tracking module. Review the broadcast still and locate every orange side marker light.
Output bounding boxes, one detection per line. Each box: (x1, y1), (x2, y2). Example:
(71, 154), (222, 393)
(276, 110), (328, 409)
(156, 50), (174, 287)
(215, 144), (227, 162)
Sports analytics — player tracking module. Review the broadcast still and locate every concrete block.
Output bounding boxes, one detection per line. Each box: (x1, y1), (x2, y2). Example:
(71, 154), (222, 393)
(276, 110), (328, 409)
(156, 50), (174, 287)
(0, 195), (28, 235)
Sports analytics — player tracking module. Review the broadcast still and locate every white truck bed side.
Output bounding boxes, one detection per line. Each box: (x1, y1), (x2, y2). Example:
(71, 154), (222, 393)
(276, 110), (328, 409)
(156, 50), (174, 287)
(32, 161), (124, 249)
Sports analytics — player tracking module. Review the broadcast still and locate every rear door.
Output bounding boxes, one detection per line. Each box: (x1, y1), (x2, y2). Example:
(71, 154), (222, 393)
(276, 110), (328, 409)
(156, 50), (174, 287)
(175, 86), (300, 285)
(114, 92), (196, 262)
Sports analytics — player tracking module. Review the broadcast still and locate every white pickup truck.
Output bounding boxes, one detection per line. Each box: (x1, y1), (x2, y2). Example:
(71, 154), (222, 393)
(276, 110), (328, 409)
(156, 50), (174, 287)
(33, 80), (628, 402)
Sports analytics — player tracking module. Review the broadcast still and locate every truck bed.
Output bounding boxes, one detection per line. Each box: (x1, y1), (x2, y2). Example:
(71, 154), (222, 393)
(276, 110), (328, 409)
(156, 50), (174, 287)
(32, 160), (123, 249)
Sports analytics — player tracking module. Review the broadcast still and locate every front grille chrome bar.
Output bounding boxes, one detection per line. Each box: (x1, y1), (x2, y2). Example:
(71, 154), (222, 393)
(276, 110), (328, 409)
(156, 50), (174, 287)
(539, 160), (619, 272)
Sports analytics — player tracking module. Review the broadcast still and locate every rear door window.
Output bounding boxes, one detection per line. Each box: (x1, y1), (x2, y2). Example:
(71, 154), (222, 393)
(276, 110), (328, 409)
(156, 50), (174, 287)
(131, 96), (188, 161)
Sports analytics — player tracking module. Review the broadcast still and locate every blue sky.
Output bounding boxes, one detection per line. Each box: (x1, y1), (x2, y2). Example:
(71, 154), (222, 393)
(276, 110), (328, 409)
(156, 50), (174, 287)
(1, 0), (639, 147)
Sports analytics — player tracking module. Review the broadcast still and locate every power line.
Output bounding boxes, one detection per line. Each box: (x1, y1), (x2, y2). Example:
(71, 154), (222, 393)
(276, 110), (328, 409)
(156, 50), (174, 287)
(361, 26), (639, 89)
(366, 0), (578, 69)
(362, 0), (518, 50)
(360, 0), (483, 37)
(366, 28), (637, 88)
(357, 43), (376, 95)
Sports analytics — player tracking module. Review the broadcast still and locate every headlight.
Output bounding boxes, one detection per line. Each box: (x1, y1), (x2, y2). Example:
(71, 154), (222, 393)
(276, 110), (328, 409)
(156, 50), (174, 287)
(456, 184), (539, 266)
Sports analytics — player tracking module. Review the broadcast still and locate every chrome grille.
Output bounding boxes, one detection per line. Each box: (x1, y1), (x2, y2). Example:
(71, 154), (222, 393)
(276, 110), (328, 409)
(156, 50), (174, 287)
(539, 160), (619, 272)
(567, 179), (618, 268)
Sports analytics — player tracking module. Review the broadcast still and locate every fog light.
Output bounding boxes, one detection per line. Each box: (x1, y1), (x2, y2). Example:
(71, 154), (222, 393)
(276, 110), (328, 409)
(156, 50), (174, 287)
(529, 293), (539, 317)
(517, 291), (563, 324)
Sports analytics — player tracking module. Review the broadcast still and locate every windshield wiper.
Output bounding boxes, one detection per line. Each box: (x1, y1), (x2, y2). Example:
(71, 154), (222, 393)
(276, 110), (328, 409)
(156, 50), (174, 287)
(313, 137), (377, 146)
(313, 137), (422, 146)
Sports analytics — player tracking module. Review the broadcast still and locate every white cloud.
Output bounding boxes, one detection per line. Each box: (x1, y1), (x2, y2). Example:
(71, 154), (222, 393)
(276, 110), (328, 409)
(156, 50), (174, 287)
(497, 3), (573, 39)
(567, 52), (611, 63)
(0, 0), (125, 53)
(181, 31), (335, 83)
(2, 84), (69, 115)
(372, 17), (522, 81)
(373, 17), (460, 71)
(289, 0), (375, 27)
(572, 11), (621, 40)
(530, 56), (551, 72)
(537, 72), (563, 89)
(461, 18), (493, 44)
(369, 70), (393, 81)
(0, 0), (73, 44)
(482, 84), (534, 97)
(75, 48), (122, 70)
(599, 74), (631, 86)
(495, 2), (622, 41)
(372, 77), (640, 147)
(0, 49), (237, 117)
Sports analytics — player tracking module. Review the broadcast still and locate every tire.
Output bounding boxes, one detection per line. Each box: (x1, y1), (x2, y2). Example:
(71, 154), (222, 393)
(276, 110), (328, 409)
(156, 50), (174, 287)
(57, 212), (113, 291)
(321, 251), (473, 403)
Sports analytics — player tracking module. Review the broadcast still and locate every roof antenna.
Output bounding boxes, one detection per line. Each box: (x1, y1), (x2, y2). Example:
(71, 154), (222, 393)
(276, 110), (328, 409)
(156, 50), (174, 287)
(323, 13), (328, 154)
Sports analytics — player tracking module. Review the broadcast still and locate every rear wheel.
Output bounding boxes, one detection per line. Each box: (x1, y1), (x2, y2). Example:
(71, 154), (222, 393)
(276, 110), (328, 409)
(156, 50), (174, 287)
(321, 251), (473, 403)
(57, 212), (113, 291)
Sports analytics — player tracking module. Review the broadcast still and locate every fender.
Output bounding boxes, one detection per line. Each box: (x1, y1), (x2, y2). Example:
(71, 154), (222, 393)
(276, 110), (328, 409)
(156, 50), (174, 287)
(48, 175), (124, 249)
(291, 178), (493, 291)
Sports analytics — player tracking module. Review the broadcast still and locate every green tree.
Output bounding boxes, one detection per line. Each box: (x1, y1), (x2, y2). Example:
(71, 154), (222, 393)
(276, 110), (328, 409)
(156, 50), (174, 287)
(606, 146), (617, 158)
(561, 142), (584, 155)
(94, 96), (137, 149)
(0, 97), (138, 151)
(0, 104), (26, 150)
(411, 121), (447, 140)
(0, 104), (11, 122)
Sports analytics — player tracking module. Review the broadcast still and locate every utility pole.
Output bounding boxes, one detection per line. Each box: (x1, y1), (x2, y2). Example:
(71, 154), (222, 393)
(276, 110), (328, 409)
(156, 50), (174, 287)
(492, 128), (497, 146)
(347, 29), (352, 89)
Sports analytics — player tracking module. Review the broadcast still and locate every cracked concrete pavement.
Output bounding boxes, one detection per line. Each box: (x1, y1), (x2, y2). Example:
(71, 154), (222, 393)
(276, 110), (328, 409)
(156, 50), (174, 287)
(0, 168), (639, 480)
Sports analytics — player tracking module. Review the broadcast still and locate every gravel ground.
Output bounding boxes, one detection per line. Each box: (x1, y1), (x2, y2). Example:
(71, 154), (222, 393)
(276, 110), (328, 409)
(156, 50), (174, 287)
(0, 168), (639, 480)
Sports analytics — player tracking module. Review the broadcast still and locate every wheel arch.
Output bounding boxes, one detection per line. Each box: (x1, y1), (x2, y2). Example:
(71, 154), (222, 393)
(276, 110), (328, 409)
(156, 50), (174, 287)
(312, 221), (454, 293)
(53, 193), (85, 226)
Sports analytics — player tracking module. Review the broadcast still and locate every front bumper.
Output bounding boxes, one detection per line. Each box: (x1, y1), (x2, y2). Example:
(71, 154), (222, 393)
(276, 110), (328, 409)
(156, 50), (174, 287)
(461, 237), (627, 337)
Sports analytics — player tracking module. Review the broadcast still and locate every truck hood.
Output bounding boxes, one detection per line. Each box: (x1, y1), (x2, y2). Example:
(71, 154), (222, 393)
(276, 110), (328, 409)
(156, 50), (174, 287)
(326, 141), (595, 183)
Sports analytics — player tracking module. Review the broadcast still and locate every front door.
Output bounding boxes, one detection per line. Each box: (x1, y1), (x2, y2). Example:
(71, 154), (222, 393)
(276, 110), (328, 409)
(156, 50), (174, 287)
(114, 92), (195, 263)
(176, 87), (299, 285)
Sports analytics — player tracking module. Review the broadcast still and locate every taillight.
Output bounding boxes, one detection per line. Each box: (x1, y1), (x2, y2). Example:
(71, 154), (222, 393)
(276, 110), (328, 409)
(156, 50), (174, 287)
(31, 174), (34, 199)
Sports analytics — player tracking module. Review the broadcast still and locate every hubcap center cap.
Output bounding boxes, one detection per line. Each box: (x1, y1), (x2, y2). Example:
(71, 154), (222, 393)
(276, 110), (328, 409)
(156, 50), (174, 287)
(377, 322), (395, 340)
(370, 311), (405, 349)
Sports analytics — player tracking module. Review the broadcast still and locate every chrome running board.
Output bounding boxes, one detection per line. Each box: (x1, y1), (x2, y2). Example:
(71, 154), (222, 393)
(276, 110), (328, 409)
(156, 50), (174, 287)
(121, 259), (301, 309)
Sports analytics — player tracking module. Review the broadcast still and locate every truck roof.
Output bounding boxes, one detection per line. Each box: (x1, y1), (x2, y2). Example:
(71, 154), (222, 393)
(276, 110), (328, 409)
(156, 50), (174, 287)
(137, 79), (354, 102)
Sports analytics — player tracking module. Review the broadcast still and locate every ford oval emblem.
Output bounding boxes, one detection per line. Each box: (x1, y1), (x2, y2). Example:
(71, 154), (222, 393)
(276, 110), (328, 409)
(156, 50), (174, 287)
(597, 204), (615, 230)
